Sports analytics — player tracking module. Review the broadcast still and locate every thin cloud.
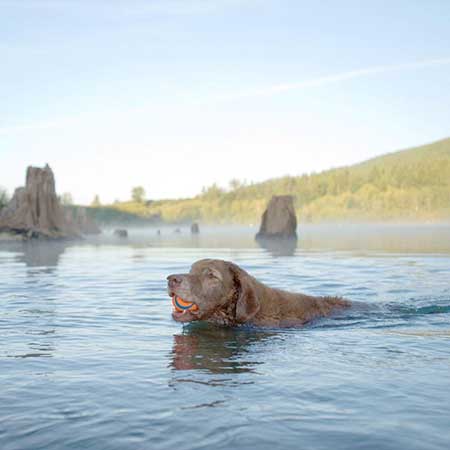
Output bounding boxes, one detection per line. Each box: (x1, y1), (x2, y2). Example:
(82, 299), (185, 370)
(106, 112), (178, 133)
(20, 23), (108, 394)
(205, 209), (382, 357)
(1, 57), (449, 136)
(211, 57), (450, 102)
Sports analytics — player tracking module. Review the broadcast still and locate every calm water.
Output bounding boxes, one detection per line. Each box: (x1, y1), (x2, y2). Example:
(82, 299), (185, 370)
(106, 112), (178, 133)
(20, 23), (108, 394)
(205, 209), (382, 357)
(1, 225), (450, 450)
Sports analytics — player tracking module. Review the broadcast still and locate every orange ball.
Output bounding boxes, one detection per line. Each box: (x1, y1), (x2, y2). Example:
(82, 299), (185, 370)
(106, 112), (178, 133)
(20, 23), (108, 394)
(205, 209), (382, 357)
(172, 295), (199, 312)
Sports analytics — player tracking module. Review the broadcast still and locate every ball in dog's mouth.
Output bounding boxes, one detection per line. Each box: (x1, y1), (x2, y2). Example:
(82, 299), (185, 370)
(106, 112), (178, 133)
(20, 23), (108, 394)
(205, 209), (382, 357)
(171, 295), (199, 313)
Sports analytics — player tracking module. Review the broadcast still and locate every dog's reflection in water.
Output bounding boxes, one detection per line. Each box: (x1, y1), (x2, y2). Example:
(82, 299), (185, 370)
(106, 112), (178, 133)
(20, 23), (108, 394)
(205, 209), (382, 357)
(170, 324), (276, 374)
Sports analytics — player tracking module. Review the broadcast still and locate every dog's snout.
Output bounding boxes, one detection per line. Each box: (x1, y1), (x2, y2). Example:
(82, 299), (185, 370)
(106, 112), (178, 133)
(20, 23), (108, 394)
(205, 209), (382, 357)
(167, 275), (182, 288)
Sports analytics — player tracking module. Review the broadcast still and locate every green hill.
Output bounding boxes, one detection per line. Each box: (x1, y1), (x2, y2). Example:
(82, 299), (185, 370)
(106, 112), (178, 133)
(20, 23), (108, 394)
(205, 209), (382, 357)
(98, 137), (450, 224)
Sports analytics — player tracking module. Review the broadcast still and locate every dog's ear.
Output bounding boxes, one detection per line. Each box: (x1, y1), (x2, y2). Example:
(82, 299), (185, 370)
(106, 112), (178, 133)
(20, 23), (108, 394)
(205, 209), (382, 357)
(228, 263), (260, 323)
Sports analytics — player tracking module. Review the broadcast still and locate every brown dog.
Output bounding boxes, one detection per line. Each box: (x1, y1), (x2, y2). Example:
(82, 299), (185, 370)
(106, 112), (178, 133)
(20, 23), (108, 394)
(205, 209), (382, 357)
(167, 259), (350, 327)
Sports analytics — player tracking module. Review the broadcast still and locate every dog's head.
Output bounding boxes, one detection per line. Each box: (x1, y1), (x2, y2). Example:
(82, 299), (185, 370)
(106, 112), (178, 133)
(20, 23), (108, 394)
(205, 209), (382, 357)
(167, 259), (260, 325)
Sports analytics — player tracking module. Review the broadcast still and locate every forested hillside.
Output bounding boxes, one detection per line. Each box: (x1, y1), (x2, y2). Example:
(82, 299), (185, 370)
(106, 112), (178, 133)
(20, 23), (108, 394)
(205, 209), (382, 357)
(96, 137), (450, 224)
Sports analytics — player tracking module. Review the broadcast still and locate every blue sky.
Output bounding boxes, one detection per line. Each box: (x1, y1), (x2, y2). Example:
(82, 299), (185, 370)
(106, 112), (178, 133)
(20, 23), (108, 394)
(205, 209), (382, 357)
(1, 0), (449, 204)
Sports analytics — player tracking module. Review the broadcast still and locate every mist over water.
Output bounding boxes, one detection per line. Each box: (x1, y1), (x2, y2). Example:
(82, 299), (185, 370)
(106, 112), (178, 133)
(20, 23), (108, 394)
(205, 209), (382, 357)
(1, 224), (450, 450)
(82, 222), (450, 253)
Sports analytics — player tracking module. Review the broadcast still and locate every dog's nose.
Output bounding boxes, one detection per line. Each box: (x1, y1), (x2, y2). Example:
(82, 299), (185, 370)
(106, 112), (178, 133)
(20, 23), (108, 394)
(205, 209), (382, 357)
(167, 275), (182, 288)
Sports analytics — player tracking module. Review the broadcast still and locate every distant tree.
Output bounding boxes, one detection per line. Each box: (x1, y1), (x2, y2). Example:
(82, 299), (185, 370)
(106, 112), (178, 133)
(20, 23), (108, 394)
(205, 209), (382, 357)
(0, 187), (9, 210)
(60, 192), (74, 206)
(131, 186), (146, 203)
(229, 178), (243, 191)
(91, 195), (101, 207)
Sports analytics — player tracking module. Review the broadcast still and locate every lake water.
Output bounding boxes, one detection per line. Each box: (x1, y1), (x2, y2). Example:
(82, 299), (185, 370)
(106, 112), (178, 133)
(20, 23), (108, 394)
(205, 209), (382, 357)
(1, 224), (450, 450)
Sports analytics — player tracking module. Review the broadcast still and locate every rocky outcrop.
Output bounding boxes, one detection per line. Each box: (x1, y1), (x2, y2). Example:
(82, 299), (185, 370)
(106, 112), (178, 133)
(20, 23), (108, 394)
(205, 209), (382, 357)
(191, 222), (200, 234)
(255, 195), (298, 240)
(0, 165), (79, 240)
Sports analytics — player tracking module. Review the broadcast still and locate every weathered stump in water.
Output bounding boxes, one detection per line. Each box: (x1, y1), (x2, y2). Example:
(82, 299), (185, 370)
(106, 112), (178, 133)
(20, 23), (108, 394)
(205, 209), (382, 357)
(190, 223), (200, 234)
(0, 165), (79, 240)
(255, 195), (298, 240)
(113, 229), (128, 238)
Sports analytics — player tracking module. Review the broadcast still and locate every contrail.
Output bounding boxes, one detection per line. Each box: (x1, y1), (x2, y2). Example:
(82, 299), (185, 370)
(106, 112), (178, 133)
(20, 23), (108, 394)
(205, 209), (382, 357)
(1, 57), (449, 135)
(211, 57), (450, 102)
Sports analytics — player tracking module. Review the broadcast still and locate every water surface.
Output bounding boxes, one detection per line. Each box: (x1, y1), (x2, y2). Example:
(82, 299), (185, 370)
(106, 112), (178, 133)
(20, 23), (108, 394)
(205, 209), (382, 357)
(1, 224), (450, 450)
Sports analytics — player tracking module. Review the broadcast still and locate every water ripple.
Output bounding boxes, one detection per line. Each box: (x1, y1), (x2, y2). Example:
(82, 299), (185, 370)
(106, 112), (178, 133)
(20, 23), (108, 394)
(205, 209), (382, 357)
(1, 232), (450, 450)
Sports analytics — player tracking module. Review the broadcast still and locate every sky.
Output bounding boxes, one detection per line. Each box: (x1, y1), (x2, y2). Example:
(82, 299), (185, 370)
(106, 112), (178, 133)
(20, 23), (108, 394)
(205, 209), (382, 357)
(1, 0), (450, 205)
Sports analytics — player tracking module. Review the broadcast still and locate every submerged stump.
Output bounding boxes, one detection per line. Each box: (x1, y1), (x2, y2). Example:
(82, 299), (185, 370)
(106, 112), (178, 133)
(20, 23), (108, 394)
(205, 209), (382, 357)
(190, 222), (200, 234)
(113, 229), (128, 238)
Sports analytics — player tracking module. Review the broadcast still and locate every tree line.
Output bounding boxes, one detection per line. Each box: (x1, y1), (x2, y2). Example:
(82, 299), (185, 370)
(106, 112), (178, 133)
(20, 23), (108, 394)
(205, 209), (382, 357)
(104, 138), (450, 223)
